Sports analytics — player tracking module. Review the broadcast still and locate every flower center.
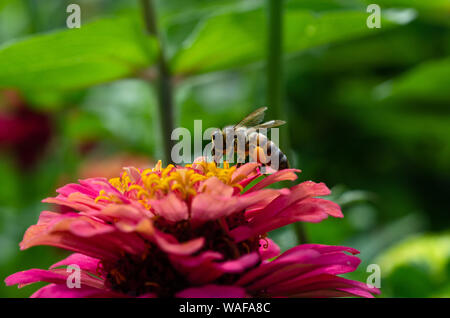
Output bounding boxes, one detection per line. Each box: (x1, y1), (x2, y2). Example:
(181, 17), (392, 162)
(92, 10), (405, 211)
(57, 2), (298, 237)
(96, 160), (261, 296)
(100, 244), (189, 297)
(95, 161), (243, 209)
(102, 217), (261, 297)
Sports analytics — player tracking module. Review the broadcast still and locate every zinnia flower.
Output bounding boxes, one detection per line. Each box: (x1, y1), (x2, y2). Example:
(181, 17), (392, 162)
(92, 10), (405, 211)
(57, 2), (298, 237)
(5, 158), (379, 298)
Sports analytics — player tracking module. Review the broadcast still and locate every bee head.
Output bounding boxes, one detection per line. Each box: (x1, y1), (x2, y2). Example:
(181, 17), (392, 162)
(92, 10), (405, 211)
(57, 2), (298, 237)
(211, 129), (221, 142)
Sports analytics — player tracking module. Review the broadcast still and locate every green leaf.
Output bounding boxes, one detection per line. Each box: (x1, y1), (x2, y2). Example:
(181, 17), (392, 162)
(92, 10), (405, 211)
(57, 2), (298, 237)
(375, 233), (450, 297)
(172, 9), (265, 75)
(387, 57), (450, 102)
(171, 8), (409, 75)
(362, 0), (450, 12)
(361, 0), (450, 25)
(0, 16), (158, 90)
(376, 233), (450, 277)
(81, 79), (159, 155)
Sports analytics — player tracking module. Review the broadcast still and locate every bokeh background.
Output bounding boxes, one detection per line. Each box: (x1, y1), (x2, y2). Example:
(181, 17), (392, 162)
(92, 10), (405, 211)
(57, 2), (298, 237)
(0, 0), (449, 297)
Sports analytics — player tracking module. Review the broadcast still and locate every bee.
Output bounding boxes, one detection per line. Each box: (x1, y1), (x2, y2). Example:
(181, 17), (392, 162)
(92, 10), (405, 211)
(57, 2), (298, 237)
(211, 107), (289, 171)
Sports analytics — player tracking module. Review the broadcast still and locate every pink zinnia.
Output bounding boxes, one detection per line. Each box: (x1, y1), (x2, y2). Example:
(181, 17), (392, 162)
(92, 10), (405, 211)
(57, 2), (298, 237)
(5, 159), (379, 298)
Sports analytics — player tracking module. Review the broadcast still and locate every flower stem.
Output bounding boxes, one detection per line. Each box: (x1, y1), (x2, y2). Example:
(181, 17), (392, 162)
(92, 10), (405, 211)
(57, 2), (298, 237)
(266, 0), (308, 244)
(140, 0), (175, 164)
(266, 0), (283, 122)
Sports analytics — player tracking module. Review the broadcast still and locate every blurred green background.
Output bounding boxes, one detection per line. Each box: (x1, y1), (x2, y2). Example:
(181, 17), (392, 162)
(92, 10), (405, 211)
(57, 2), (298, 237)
(0, 0), (449, 297)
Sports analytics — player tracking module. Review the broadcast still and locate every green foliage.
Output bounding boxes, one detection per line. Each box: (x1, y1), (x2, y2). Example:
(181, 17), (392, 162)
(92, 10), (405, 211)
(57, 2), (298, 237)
(0, 0), (29, 42)
(0, 157), (19, 206)
(80, 79), (160, 155)
(388, 57), (450, 102)
(376, 233), (450, 297)
(0, 15), (158, 90)
(361, 0), (450, 14)
(171, 7), (407, 75)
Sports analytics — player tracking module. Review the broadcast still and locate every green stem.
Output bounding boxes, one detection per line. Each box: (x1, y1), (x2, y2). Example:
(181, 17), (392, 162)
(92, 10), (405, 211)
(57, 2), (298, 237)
(140, 0), (175, 164)
(266, 0), (283, 122)
(25, 0), (40, 33)
(266, 0), (307, 244)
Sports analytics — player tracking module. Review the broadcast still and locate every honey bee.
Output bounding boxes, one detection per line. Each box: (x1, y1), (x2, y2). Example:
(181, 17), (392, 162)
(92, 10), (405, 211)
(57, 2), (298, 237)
(211, 107), (289, 171)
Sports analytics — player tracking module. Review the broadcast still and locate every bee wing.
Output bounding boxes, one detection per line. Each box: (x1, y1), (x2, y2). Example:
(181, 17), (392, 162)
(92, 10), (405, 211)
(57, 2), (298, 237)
(253, 120), (286, 129)
(234, 107), (267, 128)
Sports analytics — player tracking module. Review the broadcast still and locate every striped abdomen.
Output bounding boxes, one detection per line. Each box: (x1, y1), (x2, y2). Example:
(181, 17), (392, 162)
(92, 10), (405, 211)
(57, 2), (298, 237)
(212, 127), (289, 170)
(247, 130), (289, 170)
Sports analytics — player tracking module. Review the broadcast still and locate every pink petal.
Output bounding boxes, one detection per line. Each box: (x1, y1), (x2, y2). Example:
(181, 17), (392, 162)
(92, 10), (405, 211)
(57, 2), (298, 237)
(255, 181), (332, 220)
(36, 211), (68, 225)
(5, 269), (66, 287)
(231, 163), (260, 184)
(237, 244), (360, 288)
(236, 249), (320, 287)
(149, 192), (189, 223)
(153, 230), (205, 256)
(50, 253), (100, 274)
(190, 193), (239, 223)
(31, 283), (123, 298)
(43, 197), (94, 213)
(199, 177), (234, 196)
(247, 168), (300, 192)
(259, 238), (280, 260)
(5, 268), (104, 290)
(171, 251), (259, 285)
(170, 251), (224, 284)
(67, 218), (116, 238)
(231, 197), (342, 242)
(56, 183), (99, 199)
(215, 253), (260, 273)
(280, 244), (359, 258)
(244, 189), (289, 219)
(235, 244), (378, 298)
(246, 253), (361, 292)
(20, 216), (147, 260)
(191, 188), (279, 226)
(79, 178), (119, 196)
(99, 204), (147, 223)
(267, 274), (379, 298)
(56, 177), (113, 198)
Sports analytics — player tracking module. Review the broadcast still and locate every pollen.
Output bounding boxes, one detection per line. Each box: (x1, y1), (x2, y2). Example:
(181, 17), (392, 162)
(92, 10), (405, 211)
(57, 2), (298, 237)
(189, 161), (243, 190)
(95, 160), (244, 210)
(94, 190), (123, 204)
(109, 172), (131, 193)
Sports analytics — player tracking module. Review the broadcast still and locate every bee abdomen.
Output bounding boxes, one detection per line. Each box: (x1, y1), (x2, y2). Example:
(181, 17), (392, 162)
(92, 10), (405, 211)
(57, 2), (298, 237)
(278, 151), (289, 170)
(264, 141), (289, 170)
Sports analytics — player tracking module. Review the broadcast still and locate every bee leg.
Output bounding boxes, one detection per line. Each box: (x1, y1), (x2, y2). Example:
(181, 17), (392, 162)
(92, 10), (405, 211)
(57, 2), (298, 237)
(236, 152), (246, 168)
(211, 147), (216, 164)
(212, 147), (222, 166)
